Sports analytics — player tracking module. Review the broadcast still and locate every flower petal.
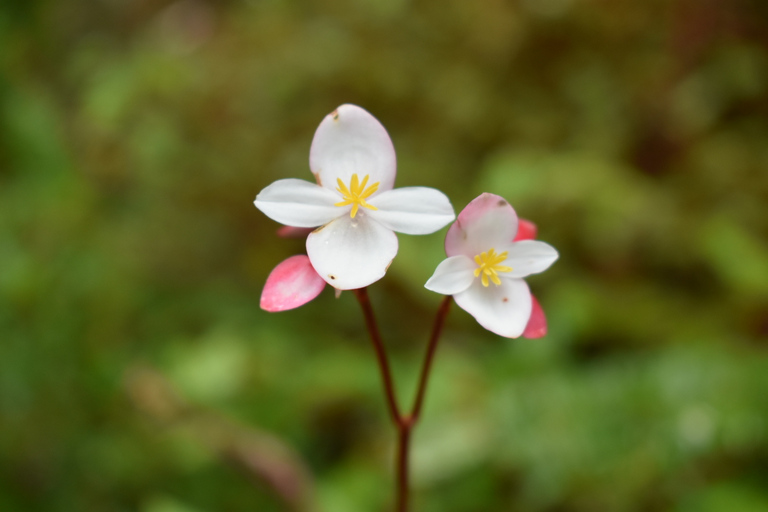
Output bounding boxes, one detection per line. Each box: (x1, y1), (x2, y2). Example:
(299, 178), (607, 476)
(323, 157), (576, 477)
(513, 219), (538, 241)
(501, 240), (559, 278)
(424, 255), (476, 295)
(522, 294), (547, 339)
(309, 104), (396, 193)
(454, 277), (532, 338)
(260, 255), (326, 312)
(306, 214), (398, 290)
(367, 187), (455, 235)
(445, 193), (518, 258)
(254, 179), (340, 227)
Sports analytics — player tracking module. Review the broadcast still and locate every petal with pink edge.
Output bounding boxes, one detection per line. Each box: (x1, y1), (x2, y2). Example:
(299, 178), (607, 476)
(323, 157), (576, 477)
(453, 277), (532, 338)
(513, 219), (538, 241)
(309, 104), (396, 194)
(367, 187), (455, 235)
(306, 214), (398, 290)
(260, 255), (326, 312)
(523, 295), (547, 339)
(445, 193), (518, 258)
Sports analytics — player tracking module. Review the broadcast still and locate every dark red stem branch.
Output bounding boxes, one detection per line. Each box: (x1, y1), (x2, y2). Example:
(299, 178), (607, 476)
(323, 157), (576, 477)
(353, 289), (453, 512)
(410, 296), (452, 422)
(353, 287), (401, 424)
(395, 422), (412, 512)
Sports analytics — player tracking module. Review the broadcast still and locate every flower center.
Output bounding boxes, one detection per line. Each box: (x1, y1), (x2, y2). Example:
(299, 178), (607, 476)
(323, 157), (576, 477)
(473, 248), (512, 287)
(334, 173), (380, 218)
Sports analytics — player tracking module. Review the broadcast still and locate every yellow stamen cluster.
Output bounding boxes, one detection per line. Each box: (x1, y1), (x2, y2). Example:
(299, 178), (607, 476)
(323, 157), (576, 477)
(474, 248), (512, 287)
(334, 173), (380, 218)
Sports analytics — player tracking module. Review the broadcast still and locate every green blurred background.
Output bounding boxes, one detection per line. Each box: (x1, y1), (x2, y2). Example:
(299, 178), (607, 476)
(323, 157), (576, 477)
(2, 0), (768, 511)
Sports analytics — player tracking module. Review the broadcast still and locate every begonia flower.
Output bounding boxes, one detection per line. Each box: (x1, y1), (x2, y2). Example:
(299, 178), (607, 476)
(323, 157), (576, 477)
(261, 255), (327, 312)
(254, 104), (455, 290)
(425, 193), (558, 338)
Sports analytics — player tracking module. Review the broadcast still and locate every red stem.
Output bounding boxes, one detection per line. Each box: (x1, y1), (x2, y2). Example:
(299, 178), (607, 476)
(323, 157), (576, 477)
(396, 424), (411, 512)
(353, 289), (453, 512)
(352, 288), (401, 423)
(410, 296), (452, 422)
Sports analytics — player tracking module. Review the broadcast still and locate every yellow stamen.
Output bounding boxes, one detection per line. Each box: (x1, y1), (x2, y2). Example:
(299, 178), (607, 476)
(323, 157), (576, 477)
(473, 248), (513, 287)
(334, 173), (380, 218)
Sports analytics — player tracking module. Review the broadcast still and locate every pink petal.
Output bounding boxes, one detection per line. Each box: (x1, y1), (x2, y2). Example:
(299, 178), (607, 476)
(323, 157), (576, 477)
(445, 193), (518, 258)
(260, 255), (326, 312)
(522, 294), (547, 339)
(276, 226), (314, 239)
(513, 219), (538, 241)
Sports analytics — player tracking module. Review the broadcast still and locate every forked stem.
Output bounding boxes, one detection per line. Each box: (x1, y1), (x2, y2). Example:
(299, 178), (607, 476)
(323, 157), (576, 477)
(353, 288), (453, 512)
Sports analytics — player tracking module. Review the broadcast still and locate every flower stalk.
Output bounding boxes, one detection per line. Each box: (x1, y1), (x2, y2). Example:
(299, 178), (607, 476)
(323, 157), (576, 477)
(353, 288), (453, 512)
(352, 288), (402, 424)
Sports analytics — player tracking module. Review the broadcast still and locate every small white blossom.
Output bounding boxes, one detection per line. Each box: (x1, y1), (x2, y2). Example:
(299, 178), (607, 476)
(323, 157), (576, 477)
(255, 104), (455, 289)
(425, 193), (558, 338)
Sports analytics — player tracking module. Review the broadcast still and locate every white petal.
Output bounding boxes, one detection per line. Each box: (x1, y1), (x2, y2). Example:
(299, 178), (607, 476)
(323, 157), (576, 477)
(306, 214), (398, 290)
(424, 255), (476, 295)
(367, 187), (455, 235)
(501, 240), (559, 278)
(309, 104), (396, 193)
(445, 193), (518, 258)
(254, 179), (340, 227)
(454, 278), (532, 338)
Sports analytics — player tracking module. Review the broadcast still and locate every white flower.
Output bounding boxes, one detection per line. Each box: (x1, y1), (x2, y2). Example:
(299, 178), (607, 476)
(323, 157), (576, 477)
(425, 193), (558, 338)
(255, 104), (455, 290)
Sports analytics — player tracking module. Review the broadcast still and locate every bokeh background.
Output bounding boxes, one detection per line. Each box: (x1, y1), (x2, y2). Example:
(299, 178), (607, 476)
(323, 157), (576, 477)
(2, 0), (768, 511)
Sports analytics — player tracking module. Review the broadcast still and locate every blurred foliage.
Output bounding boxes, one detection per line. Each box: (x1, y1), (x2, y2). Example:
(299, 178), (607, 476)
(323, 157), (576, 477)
(1, 0), (768, 511)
